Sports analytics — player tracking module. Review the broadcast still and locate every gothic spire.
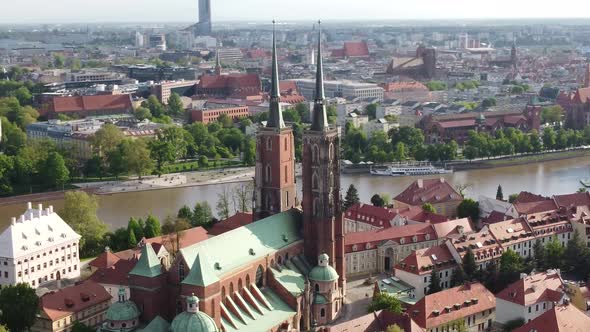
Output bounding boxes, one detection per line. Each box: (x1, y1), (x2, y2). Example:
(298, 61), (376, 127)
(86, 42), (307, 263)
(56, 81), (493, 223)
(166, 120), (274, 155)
(214, 45), (221, 75)
(311, 20), (329, 131)
(266, 20), (285, 129)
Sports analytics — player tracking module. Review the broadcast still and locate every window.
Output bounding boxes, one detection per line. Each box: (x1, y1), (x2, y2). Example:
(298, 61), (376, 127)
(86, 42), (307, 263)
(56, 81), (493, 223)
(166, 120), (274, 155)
(320, 308), (325, 317)
(315, 283), (320, 292)
(179, 262), (185, 280)
(284, 137), (288, 151)
(266, 137), (272, 151)
(312, 145), (319, 163)
(312, 173), (319, 190)
(265, 165), (272, 183)
(284, 165), (288, 184)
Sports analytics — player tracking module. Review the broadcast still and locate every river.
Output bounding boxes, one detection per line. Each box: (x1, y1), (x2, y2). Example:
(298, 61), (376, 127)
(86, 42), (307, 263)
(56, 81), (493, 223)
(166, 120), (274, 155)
(1, 155), (590, 230)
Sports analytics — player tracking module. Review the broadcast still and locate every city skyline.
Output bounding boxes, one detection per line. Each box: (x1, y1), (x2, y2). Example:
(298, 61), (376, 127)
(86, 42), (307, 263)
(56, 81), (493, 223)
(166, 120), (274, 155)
(3, 0), (590, 24)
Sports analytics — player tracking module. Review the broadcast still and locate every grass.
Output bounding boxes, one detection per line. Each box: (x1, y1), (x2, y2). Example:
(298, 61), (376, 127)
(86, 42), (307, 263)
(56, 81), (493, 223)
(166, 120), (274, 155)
(161, 159), (244, 174)
(481, 150), (586, 166)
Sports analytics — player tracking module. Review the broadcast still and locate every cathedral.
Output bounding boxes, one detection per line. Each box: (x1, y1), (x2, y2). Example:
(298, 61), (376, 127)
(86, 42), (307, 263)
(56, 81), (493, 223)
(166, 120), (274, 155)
(98, 21), (346, 332)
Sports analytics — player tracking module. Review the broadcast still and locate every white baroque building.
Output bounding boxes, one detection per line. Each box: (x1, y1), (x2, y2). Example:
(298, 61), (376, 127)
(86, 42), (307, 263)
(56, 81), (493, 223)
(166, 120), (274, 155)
(0, 203), (81, 288)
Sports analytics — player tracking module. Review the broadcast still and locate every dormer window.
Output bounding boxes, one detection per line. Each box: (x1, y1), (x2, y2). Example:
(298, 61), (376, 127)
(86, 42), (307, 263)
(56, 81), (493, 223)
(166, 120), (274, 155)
(352, 245), (358, 252)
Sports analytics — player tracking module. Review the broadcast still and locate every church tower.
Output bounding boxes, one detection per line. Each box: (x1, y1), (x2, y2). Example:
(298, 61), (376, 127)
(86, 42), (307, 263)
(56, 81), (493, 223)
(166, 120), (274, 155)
(302, 21), (346, 294)
(214, 47), (222, 76)
(510, 39), (518, 70)
(584, 63), (590, 88)
(253, 21), (297, 220)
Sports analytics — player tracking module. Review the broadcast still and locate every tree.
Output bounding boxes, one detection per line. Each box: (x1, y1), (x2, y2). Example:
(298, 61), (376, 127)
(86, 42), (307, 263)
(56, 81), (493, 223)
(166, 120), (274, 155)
(127, 229), (138, 248)
(542, 127), (556, 150)
(541, 105), (563, 124)
(178, 205), (193, 220)
(0, 155), (14, 195)
(92, 124), (124, 157)
(242, 138), (255, 166)
(545, 237), (565, 269)
(12, 86), (32, 106)
(59, 191), (107, 257)
(502, 319), (525, 332)
(43, 152), (69, 189)
(216, 186), (232, 220)
(142, 95), (165, 118)
(0, 283), (39, 332)
(53, 54), (65, 68)
(135, 106), (152, 120)
(371, 194), (385, 207)
(386, 324), (405, 332)
(126, 139), (153, 179)
(127, 217), (144, 242)
(508, 194), (519, 203)
(167, 93), (184, 116)
(450, 267), (466, 287)
(422, 203), (436, 213)
(344, 184), (361, 210)
(497, 249), (524, 290)
(144, 214), (162, 238)
(368, 293), (402, 314)
(457, 199), (479, 222)
(428, 269), (442, 294)
(481, 98), (497, 109)
(218, 114), (234, 128)
(193, 202), (214, 228)
(198, 155), (209, 169)
(533, 240), (546, 269)
(530, 130), (542, 153)
(149, 139), (175, 176)
(462, 248), (477, 279)
(496, 185), (504, 201)
(564, 230), (590, 279)
(233, 182), (253, 213)
(161, 216), (191, 256)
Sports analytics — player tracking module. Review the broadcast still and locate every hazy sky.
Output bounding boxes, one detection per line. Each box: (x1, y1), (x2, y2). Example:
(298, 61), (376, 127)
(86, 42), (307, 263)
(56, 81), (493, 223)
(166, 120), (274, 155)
(3, 0), (590, 23)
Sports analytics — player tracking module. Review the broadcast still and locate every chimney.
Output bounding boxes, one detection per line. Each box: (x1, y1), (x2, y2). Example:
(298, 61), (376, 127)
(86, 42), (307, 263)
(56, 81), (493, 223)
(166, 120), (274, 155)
(417, 179), (424, 188)
(439, 178), (445, 183)
(38, 204), (43, 217)
(10, 217), (16, 225)
(49, 205), (54, 214)
(520, 273), (527, 279)
(27, 202), (32, 210)
(20, 215), (25, 223)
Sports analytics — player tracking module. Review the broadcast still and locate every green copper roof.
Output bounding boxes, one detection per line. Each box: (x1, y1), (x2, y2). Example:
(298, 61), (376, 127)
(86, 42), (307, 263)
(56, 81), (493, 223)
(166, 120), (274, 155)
(138, 316), (170, 332)
(314, 294), (328, 304)
(171, 311), (219, 332)
(308, 265), (339, 282)
(182, 253), (219, 286)
(180, 209), (302, 287)
(106, 301), (140, 321)
(129, 243), (162, 278)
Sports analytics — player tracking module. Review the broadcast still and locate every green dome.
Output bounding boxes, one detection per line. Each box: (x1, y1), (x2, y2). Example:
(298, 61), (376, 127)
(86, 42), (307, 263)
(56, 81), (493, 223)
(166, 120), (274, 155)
(308, 264), (339, 282)
(171, 311), (219, 332)
(106, 301), (140, 321)
(314, 294), (328, 304)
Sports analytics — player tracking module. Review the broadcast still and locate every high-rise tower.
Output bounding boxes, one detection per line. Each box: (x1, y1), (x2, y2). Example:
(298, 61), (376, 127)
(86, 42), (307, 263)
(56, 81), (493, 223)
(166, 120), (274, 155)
(302, 21), (346, 326)
(196, 0), (212, 35)
(253, 21), (297, 220)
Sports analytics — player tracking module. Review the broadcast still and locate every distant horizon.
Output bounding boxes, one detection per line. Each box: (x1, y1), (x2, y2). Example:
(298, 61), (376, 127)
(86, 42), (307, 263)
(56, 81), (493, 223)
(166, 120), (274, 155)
(2, 0), (590, 25)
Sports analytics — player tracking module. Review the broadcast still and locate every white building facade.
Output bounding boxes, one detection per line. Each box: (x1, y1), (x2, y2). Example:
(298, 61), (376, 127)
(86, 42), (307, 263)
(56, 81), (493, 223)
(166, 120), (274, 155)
(0, 203), (81, 288)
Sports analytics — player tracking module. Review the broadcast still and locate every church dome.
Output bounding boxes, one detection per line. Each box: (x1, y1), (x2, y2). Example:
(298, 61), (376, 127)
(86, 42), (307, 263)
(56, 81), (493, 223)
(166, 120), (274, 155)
(308, 254), (339, 282)
(171, 294), (219, 332)
(106, 289), (140, 322)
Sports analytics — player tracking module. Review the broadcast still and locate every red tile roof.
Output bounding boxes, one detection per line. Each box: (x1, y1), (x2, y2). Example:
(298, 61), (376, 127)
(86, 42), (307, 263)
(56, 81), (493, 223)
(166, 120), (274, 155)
(573, 87), (590, 103)
(432, 218), (474, 238)
(343, 41), (370, 57)
(515, 191), (550, 204)
(394, 178), (462, 206)
(39, 280), (112, 321)
(208, 212), (253, 236)
(448, 228), (503, 263)
(89, 250), (121, 269)
(488, 217), (535, 247)
(199, 73), (261, 90)
(88, 258), (137, 286)
(345, 224), (437, 252)
(380, 81), (429, 93)
(554, 192), (590, 208)
(514, 194), (558, 214)
(483, 210), (510, 224)
(328, 311), (425, 332)
(398, 206), (450, 224)
(513, 304), (590, 332)
(410, 282), (495, 329)
(395, 244), (457, 276)
(496, 271), (565, 306)
(50, 94), (133, 114)
(143, 226), (209, 251)
(345, 203), (399, 227)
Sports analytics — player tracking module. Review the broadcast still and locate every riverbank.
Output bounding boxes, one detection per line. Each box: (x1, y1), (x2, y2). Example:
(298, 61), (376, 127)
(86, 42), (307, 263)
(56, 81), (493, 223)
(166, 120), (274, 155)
(449, 148), (590, 171)
(76, 167), (256, 195)
(0, 188), (97, 207)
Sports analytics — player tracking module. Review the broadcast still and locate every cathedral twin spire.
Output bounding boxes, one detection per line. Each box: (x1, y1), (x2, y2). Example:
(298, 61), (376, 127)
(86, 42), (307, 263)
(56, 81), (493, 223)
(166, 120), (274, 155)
(266, 20), (329, 132)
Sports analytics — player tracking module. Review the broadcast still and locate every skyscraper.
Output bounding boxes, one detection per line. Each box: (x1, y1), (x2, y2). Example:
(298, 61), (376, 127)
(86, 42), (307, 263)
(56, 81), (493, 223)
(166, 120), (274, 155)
(195, 0), (212, 35)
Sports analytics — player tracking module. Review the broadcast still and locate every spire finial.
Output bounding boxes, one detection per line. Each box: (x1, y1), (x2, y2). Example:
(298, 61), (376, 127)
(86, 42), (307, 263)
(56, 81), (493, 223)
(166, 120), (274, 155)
(266, 19), (285, 129)
(310, 19), (329, 131)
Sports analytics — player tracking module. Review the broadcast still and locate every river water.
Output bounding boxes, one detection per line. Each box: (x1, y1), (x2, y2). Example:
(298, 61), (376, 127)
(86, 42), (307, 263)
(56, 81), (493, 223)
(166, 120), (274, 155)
(1, 156), (590, 230)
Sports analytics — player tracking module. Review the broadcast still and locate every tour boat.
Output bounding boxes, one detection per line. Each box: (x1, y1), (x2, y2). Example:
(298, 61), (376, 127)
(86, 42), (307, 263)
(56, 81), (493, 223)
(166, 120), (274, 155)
(370, 162), (452, 177)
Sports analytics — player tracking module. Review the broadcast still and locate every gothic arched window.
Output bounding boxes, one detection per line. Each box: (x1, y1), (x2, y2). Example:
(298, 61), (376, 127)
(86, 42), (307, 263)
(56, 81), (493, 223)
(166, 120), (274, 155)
(312, 172), (319, 190)
(329, 143), (334, 160)
(313, 198), (320, 217)
(266, 137), (272, 151)
(265, 164), (272, 183)
(284, 137), (288, 151)
(312, 145), (319, 163)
